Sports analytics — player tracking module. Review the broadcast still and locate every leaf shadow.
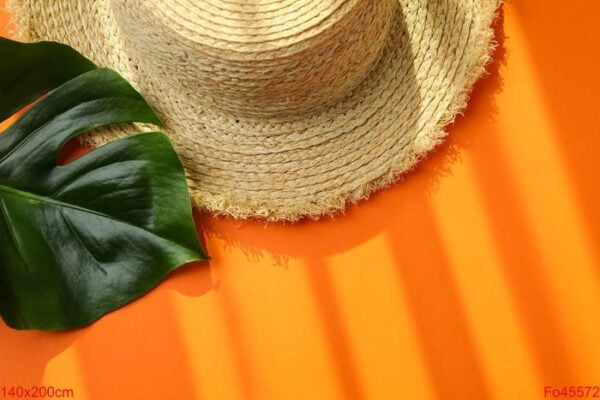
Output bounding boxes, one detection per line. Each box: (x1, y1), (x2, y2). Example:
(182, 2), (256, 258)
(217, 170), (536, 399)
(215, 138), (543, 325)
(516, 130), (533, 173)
(0, 6), (506, 394)
(0, 326), (84, 385)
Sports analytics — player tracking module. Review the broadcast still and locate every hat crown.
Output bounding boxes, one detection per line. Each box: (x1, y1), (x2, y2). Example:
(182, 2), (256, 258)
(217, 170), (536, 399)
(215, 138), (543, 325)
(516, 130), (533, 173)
(110, 0), (395, 117)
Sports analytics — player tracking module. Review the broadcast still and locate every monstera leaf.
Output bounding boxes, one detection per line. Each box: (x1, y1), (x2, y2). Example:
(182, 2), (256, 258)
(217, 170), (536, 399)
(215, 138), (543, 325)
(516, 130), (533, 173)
(0, 38), (207, 331)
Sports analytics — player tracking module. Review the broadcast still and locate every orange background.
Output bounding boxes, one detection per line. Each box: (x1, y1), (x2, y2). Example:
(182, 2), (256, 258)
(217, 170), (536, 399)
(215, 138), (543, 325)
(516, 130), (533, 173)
(1, 2), (600, 399)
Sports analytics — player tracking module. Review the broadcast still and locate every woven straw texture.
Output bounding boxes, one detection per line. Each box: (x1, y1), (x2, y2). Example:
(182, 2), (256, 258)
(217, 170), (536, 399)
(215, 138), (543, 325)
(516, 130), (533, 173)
(7, 0), (500, 221)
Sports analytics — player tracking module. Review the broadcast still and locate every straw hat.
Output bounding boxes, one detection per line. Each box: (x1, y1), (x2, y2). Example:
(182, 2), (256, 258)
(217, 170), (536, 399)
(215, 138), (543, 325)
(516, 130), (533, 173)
(7, 0), (500, 220)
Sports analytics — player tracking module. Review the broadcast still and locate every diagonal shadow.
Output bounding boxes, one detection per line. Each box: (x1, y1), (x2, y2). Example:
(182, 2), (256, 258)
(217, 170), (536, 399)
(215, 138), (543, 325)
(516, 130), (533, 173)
(195, 5), (506, 399)
(195, 6), (506, 400)
(511, 2), (600, 263)
(304, 258), (366, 400)
(74, 270), (210, 400)
(468, 122), (578, 385)
(386, 196), (493, 400)
(0, 2), (509, 400)
(214, 271), (258, 400)
(453, 7), (578, 383)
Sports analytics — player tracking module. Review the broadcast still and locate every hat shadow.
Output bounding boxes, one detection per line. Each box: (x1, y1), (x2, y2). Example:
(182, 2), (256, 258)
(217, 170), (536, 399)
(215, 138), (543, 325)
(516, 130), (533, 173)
(187, 9), (506, 400)
(189, 8), (506, 400)
(195, 7), (506, 263)
(0, 4), (505, 398)
(0, 143), (214, 391)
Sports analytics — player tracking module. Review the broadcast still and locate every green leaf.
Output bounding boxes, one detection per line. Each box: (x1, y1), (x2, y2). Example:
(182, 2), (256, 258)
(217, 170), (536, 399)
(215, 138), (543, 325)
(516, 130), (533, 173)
(0, 38), (208, 331)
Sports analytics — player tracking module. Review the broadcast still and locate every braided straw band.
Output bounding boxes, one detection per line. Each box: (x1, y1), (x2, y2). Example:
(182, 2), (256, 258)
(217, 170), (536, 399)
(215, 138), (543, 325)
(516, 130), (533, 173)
(8, 0), (501, 221)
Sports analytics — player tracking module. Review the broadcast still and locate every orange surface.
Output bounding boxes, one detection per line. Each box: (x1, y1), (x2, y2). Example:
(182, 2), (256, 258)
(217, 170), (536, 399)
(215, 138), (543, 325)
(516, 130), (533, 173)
(1, 2), (600, 400)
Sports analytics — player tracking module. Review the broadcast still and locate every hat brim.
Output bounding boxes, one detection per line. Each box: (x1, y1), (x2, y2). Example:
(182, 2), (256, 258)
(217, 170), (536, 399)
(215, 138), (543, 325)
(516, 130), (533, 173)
(8, 0), (500, 220)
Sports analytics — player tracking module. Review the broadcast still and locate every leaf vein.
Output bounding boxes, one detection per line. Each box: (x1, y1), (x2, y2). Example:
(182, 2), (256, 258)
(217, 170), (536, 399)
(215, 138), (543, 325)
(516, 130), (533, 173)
(51, 160), (145, 198)
(0, 195), (34, 276)
(60, 210), (109, 276)
(0, 184), (200, 256)
(0, 96), (129, 167)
